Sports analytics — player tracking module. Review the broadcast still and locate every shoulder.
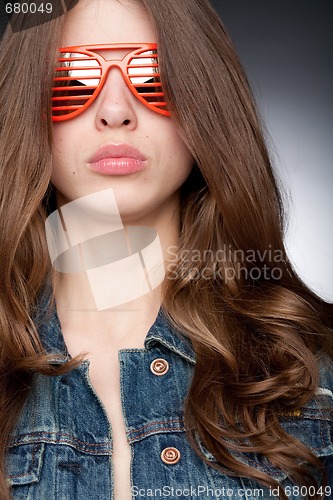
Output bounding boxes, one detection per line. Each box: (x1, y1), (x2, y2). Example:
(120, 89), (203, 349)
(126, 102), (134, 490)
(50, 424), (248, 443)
(236, 354), (333, 493)
(317, 352), (333, 394)
(278, 353), (333, 468)
(279, 352), (333, 424)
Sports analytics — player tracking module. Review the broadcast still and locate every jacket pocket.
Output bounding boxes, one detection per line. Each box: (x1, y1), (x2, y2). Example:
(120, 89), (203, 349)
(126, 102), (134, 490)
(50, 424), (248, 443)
(6, 442), (45, 486)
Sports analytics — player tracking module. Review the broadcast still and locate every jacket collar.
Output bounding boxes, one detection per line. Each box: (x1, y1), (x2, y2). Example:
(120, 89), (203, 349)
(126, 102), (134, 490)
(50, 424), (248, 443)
(144, 308), (196, 364)
(35, 286), (196, 365)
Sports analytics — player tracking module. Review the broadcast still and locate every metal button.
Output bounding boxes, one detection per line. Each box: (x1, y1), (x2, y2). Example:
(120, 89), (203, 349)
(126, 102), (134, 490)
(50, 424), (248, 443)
(161, 447), (181, 464)
(150, 358), (169, 376)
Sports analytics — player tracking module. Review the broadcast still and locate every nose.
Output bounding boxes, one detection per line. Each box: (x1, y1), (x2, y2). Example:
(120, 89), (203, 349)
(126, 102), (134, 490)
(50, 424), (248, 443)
(94, 66), (138, 131)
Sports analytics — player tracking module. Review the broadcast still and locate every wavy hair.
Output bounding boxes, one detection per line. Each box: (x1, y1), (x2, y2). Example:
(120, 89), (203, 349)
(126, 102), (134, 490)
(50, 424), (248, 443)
(0, 1), (332, 498)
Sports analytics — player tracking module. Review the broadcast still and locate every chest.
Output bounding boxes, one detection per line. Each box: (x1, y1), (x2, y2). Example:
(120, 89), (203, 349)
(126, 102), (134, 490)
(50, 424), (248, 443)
(84, 353), (133, 500)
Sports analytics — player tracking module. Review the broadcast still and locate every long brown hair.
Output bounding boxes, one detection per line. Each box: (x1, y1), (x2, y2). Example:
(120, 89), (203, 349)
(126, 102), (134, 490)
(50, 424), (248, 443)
(0, 1), (332, 499)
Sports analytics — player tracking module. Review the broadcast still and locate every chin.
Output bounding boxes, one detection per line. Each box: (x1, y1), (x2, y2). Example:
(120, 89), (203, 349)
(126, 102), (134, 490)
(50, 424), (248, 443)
(116, 204), (158, 226)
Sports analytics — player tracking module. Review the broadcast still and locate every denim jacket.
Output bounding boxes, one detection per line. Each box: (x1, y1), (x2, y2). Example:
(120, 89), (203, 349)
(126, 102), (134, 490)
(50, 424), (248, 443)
(6, 297), (333, 499)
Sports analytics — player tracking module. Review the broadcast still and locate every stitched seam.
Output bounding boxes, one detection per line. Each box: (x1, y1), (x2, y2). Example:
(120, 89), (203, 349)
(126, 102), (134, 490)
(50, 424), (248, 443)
(129, 417), (184, 433)
(9, 437), (112, 456)
(129, 426), (185, 443)
(9, 432), (111, 451)
(128, 418), (185, 439)
(9, 442), (39, 479)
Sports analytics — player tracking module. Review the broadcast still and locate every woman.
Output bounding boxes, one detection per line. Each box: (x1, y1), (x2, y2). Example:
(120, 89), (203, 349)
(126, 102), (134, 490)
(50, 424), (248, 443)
(0, 0), (332, 499)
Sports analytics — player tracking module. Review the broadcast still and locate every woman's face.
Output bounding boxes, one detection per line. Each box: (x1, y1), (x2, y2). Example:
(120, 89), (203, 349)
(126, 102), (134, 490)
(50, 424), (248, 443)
(51, 0), (193, 223)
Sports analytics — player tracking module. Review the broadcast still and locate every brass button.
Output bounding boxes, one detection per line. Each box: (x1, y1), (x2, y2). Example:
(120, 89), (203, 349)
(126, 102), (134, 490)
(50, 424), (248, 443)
(150, 358), (169, 376)
(161, 447), (181, 464)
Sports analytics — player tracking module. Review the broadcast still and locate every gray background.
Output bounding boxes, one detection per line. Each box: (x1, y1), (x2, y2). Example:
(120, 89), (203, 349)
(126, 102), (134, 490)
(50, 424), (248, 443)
(212, 0), (333, 300)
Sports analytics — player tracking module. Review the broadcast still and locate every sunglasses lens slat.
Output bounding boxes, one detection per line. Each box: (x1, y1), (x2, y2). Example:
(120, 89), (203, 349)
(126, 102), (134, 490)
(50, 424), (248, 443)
(132, 82), (162, 87)
(127, 63), (159, 69)
(52, 106), (85, 111)
(136, 93), (165, 97)
(52, 85), (97, 91)
(52, 96), (93, 101)
(148, 103), (167, 107)
(54, 77), (100, 82)
(54, 66), (100, 72)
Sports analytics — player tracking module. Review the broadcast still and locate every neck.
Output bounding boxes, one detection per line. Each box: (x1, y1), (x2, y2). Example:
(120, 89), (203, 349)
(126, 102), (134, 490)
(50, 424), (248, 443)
(51, 191), (180, 347)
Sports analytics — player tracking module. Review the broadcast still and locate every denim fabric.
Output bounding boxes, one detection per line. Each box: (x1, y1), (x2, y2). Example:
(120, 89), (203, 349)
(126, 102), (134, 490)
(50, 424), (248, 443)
(5, 295), (333, 499)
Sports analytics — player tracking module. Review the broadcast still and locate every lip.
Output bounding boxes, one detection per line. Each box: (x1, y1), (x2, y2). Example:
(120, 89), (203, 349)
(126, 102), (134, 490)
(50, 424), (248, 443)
(87, 143), (147, 176)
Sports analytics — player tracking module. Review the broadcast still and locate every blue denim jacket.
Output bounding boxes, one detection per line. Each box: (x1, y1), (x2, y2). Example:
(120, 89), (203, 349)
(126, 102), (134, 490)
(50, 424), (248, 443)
(6, 297), (333, 499)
